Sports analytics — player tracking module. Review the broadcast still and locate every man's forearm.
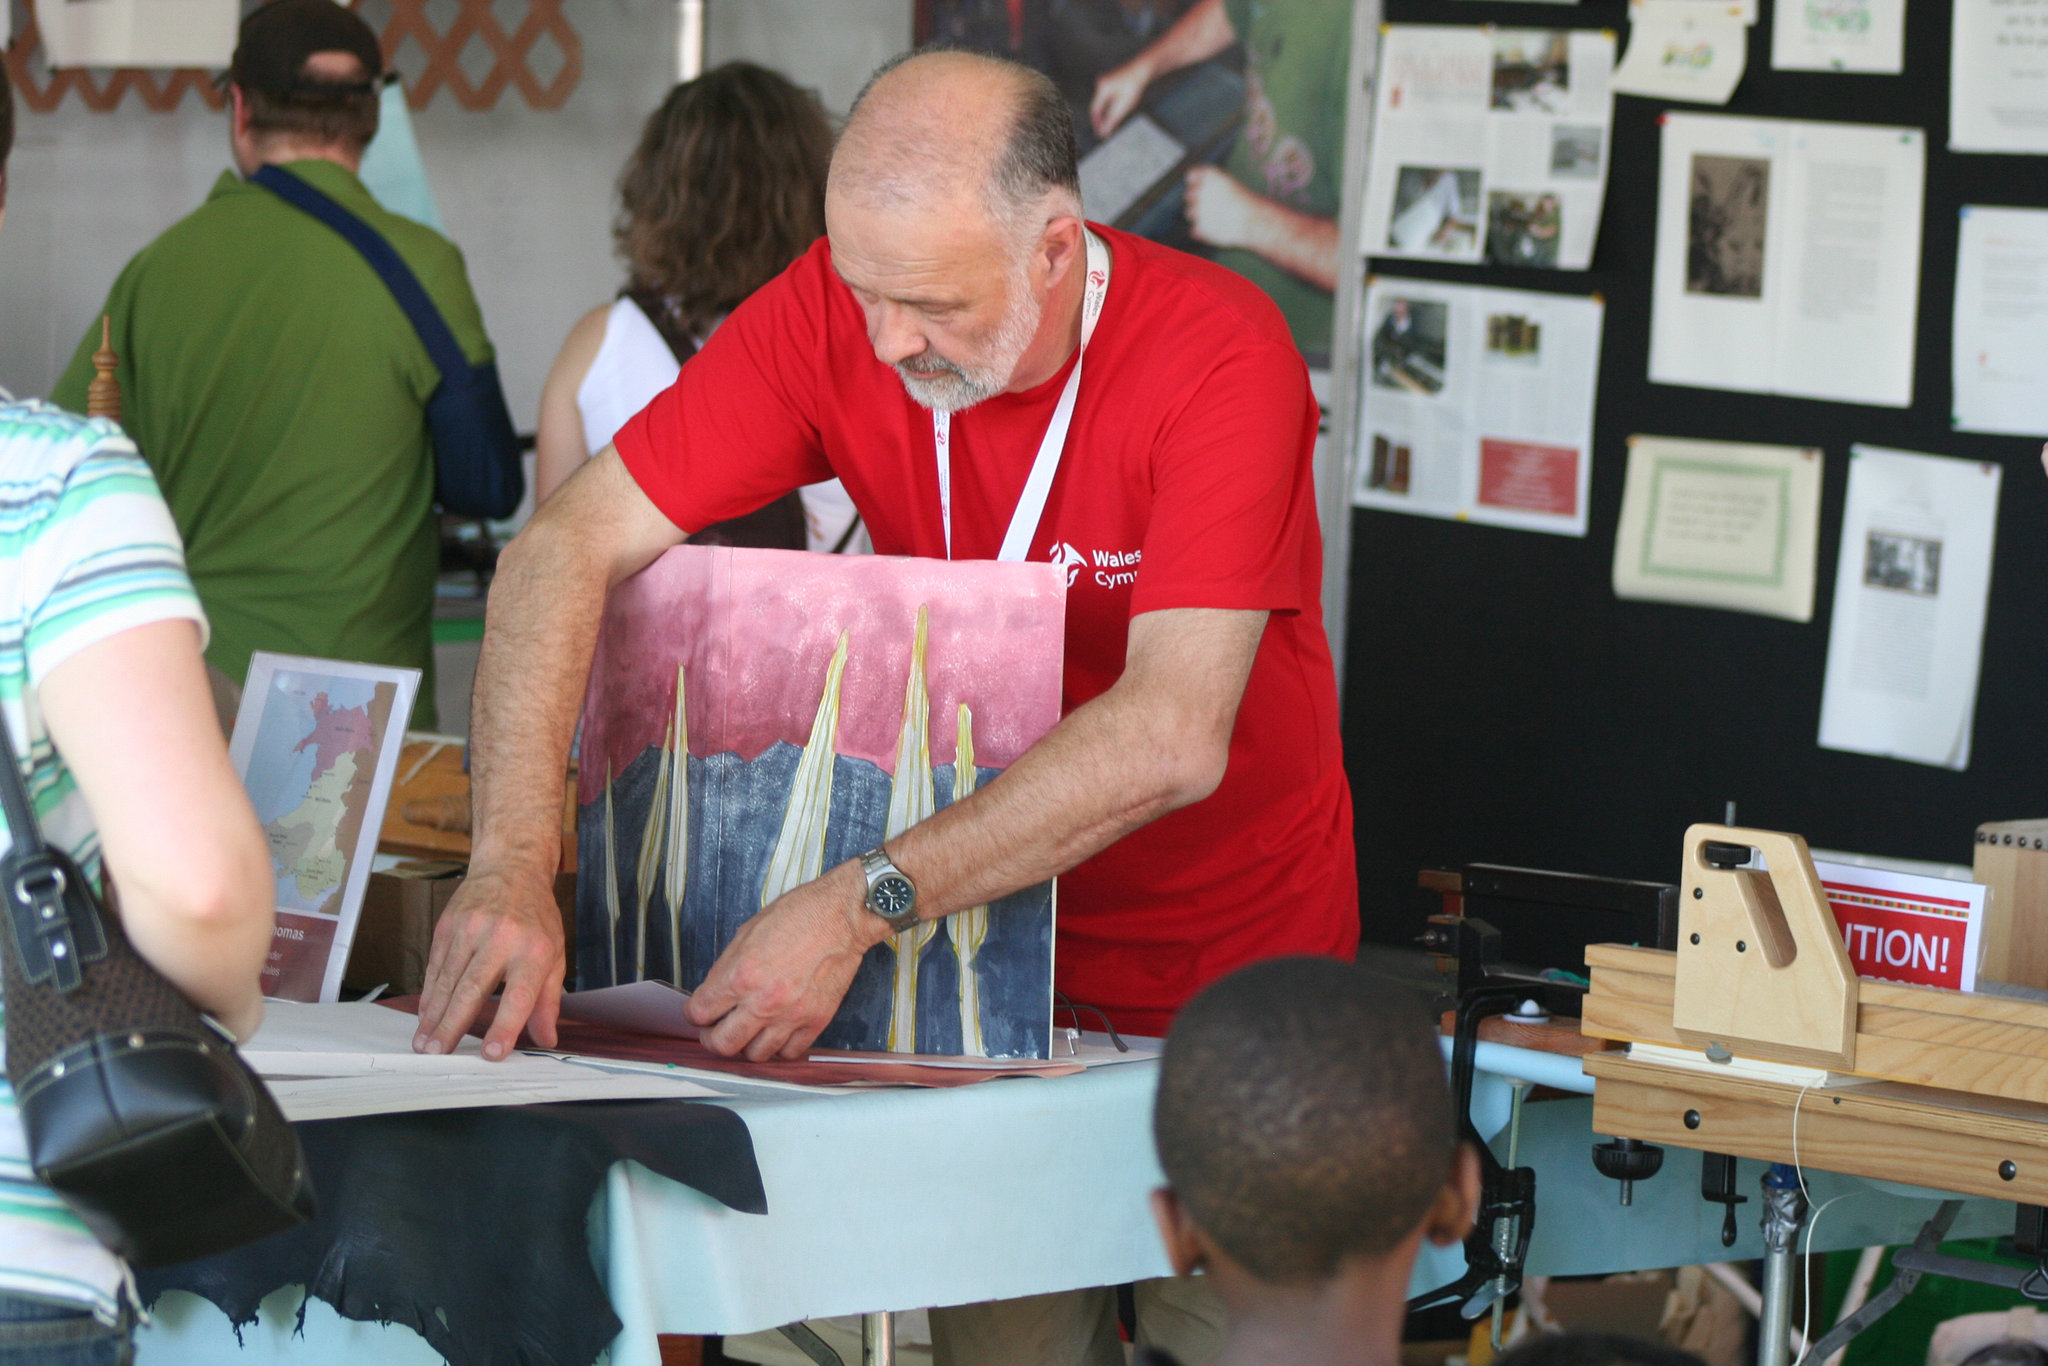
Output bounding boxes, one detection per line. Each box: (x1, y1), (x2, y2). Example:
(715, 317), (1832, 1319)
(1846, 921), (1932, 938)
(880, 609), (1264, 920)
(466, 519), (612, 885)
(1130, 0), (1237, 85)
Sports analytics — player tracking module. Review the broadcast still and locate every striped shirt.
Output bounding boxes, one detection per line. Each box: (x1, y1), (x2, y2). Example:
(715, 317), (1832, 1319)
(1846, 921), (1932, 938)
(0, 395), (207, 1317)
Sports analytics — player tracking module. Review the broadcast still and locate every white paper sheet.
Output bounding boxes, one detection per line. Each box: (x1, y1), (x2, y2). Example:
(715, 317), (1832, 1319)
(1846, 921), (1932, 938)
(1078, 113), (1186, 227)
(1354, 278), (1603, 536)
(264, 1069), (720, 1121)
(560, 980), (700, 1040)
(1649, 113), (1924, 407)
(1613, 13), (1751, 104)
(1811, 858), (1988, 993)
(1953, 206), (2048, 437)
(1952, 0), (2048, 153)
(1360, 26), (1616, 271)
(1817, 446), (2002, 771)
(1635, 0), (1758, 22)
(1611, 436), (1823, 620)
(32, 0), (236, 67)
(1770, 0), (1904, 73)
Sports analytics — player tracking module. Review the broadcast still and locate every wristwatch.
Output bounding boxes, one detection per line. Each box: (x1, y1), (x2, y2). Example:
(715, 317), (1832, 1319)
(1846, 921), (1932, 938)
(859, 847), (921, 934)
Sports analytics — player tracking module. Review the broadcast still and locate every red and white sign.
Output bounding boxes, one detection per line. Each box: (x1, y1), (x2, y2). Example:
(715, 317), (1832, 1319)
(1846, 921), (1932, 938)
(1812, 859), (1987, 992)
(1478, 439), (1580, 517)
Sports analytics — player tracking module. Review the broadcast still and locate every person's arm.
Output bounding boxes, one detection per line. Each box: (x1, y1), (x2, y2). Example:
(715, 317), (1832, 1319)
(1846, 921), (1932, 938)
(686, 605), (1267, 1060)
(1183, 165), (1340, 291)
(534, 304), (611, 506)
(1090, 0), (1238, 137)
(39, 620), (274, 1040)
(412, 449), (689, 1058)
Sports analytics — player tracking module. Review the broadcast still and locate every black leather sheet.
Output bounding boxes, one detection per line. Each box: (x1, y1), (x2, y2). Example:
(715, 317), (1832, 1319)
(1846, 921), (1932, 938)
(137, 1100), (764, 1366)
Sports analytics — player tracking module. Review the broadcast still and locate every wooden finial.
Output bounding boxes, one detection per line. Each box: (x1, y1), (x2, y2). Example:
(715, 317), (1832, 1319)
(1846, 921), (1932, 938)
(86, 316), (122, 425)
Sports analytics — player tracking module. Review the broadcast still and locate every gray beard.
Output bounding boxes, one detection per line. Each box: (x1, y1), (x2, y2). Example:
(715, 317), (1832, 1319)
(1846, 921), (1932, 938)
(895, 282), (1044, 414)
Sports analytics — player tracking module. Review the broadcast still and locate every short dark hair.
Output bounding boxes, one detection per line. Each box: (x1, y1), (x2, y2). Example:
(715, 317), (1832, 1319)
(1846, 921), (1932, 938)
(242, 62), (380, 156)
(616, 62), (832, 339)
(1152, 957), (1456, 1284)
(1493, 1333), (1710, 1366)
(848, 48), (1079, 222)
(1, 57), (14, 210)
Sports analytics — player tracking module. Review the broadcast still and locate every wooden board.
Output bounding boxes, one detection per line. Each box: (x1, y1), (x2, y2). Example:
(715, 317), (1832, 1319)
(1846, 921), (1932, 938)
(1975, 818), (2048, 992)
(1586, 1051), (2048, 1206)
(1584, 943), (2048, 1105)
(376, 739), (579, 874)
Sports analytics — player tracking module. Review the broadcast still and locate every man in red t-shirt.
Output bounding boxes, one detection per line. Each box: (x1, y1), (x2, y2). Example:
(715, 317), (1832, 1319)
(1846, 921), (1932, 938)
(414, 47), (1355, 1360)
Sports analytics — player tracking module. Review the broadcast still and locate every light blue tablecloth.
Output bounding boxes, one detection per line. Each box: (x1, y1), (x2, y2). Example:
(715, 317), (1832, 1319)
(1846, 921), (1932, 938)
(133, 1043), (2018, 1365)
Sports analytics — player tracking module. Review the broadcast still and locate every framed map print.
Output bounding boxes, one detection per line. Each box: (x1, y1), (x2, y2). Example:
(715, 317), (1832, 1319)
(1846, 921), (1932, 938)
(228, 653), (420, 1002)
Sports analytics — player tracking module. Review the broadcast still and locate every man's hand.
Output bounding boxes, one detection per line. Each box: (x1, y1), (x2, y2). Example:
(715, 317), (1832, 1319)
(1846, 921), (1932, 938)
(686, 860), (883, 1061)
(414, 865), (567, 1060)
(1091, 58), (1155, 138)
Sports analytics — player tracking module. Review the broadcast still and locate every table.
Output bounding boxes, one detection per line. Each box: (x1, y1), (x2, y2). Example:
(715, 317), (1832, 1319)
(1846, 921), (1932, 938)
(133, 1041), (2019, 1365)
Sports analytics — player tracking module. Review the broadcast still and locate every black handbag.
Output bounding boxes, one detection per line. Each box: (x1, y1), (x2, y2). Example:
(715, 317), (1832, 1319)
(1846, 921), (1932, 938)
(250, 163), (526, 520)
(0, 711), (314, 1267)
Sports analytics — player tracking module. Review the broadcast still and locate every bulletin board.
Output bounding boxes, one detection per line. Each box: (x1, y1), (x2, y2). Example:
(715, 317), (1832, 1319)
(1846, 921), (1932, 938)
(1346, 0), (2048, 945)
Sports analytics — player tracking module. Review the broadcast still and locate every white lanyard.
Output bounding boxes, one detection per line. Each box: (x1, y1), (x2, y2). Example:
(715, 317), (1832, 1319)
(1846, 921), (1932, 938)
(934, 228), (1110, 562)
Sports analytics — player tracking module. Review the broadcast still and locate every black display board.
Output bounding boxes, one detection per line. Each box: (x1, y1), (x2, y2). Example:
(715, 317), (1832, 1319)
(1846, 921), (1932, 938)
(1347, 0), (2048, 946)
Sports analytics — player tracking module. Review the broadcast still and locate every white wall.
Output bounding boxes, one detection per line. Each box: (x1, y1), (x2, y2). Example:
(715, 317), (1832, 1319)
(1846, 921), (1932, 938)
(704, 0), (912, 118)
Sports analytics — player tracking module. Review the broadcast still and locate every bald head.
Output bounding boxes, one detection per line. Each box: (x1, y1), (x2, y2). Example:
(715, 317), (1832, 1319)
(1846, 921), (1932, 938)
(832, 49), (1080, 239)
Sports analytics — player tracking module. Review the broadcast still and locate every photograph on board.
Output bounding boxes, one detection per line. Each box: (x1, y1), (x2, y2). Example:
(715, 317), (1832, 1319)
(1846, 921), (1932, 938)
(916, 0), (1354, 364)
(1865, 531), (1942, 596)
(1486, 191), (1562, 267)
(1389, 166), (1481, 257)
(1370, 296), (1448, 394)
(1551, 125), (1604, 179)
(1368, 433), (1414, 495)
(1491, 30), (1571, 115)
(1485, 312), (1543, 364)
(1687, 153), (1769, 298)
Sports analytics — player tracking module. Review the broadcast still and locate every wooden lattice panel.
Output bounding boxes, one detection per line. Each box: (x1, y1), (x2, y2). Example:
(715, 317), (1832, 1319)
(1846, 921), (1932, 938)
(3, 0), (580, 113)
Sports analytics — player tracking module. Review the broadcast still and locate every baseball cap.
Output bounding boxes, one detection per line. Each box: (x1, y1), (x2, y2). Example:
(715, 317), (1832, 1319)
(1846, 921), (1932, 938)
(227, 0), (386, 99)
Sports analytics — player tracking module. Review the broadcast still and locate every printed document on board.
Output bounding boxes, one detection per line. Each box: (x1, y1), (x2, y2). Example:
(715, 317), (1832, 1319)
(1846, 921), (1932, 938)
(1354, 277), (1603, 537)
(1954, 206), (2048, 437)
(1360, 26), (1616, 270)
(1770, 0), (1905, 73)
(1611, 436), (1822, 620)
(1613, 13), (1749, 104)
(1817, 446), (2002, 771)
(1649, 113), (1924, 408)
(1952, 0), (2048, 153)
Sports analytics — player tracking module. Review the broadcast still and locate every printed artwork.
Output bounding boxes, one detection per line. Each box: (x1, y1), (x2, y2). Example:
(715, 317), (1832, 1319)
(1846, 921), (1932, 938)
(229, 653), (420, 1002)
(577, 546), (1067, 1059)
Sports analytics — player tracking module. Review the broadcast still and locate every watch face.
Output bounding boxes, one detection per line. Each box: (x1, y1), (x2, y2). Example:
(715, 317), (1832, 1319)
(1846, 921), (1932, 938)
(870, 873), (916, 919)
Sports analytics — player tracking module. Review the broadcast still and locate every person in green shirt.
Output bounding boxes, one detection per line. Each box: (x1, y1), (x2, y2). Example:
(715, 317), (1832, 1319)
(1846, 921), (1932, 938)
(1089, 0), (1351, 362)
(53, 0), (498, 728)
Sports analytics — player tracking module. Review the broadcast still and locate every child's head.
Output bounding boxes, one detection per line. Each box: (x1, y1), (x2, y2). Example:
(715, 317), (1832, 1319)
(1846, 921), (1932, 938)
(1150, 957), (1479, 1295)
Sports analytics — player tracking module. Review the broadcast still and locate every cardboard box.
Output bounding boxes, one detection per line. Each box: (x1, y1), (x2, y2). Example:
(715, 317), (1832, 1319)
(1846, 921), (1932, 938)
(342, 862), (580, 995)
(345, 860), (466, 994)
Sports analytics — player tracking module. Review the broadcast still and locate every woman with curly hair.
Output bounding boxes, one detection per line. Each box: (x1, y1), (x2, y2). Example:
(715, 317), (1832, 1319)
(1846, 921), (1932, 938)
(535, 62), (865, 551)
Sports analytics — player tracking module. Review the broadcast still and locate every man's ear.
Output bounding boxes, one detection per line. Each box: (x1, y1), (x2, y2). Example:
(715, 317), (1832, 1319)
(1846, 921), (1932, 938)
(1036, 212), (1085, 290)
(229, 84), (250, 138)
(1150, 1187), (1209, 1278)
(1423, 1144), (1483, 1247)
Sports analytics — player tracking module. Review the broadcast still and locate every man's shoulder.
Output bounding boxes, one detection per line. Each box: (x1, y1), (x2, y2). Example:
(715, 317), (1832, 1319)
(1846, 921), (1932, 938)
(1102, 227), (1300, 358)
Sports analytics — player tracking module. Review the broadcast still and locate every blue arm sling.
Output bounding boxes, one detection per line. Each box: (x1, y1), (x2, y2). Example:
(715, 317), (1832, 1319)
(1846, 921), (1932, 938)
(251, 163), (524, 520)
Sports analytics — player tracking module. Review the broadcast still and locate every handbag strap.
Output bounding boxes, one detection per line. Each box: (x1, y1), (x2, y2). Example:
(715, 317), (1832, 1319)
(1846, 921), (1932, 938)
(0, 707), (48, 859)
(622, 285), (700, 369)
(249, 163), (471, 387)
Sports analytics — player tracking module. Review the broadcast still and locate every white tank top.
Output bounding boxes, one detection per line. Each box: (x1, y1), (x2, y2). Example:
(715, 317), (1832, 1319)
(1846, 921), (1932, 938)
(576, 297), (868, 554)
